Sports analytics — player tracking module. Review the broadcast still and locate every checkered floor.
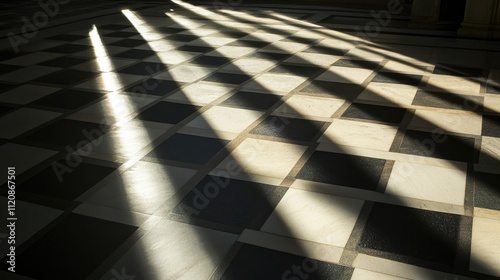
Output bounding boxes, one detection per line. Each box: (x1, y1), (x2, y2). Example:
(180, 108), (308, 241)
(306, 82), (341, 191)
(1, 1), (500, 279)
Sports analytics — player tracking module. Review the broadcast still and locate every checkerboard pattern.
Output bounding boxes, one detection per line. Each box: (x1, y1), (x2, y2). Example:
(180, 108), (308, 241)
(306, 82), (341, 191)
(1, 1), (500, 280)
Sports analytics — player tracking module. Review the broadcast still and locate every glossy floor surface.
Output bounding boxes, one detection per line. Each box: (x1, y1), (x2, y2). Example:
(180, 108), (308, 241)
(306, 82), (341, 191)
(1, 1), (500, 279)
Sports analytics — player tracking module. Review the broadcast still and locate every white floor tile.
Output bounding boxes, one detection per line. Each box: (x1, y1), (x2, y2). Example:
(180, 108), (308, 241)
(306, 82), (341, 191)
(470, 217), (500, 277)
(0, 108), (61, 139)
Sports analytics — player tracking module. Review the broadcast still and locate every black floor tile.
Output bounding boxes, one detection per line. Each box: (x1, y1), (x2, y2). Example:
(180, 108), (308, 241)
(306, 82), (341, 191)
(228, 40), (270, 48)
(221, 91), (281, 111)
(482, 115), (500, 137)
(474, 172), (500, 211)
(268, 64), (323, 77)
(32, 89), (102, 110)
(297, 151), (386, 190)
(359, 203), (460, 265)
(176, 45), (215, 53)
(282, 35), (319, 44)
(39, 56), (88, 68)
(300, 81), (364, 99)
(372, 72), (423, 86)
(166, 34), (199, 42)
(203, 72), (251, 85)
(99, 24), (131, 30)
(32, 69), (95, 86)
(0, 82), (15, 93)
(126, 78), (182, 96)
(190, 56), (231, 67)
(486, 83), (500, 94)
(399, 130), (476, 162)
(44, 44), (91, 54)
(46, 34), (86, 41)
(24, 119), (108, 148)
(137, 101), (199, 124)
(173, 176), (287, 230)
(7, 213), (137, 280)
(146, 133), (228, 165)
(0, 105), (14, 116)
(221, 244), (348, 280)
(118, 62), (167, 75)
(104, 31), (138, 38)
(18, 161), (115, 200)
(412, 90), (483, 112)
(342, 103), (407, 124)
(114, 49), (156, 59)
(0, 64), (23, 75)
(212, 31), (248, 38)
(251, 116), (325, 142)
(109, 39), (147, 48)
(304, 45), (347, 56)
(333, 59), (379, 70)
(433, 64), (483, 77)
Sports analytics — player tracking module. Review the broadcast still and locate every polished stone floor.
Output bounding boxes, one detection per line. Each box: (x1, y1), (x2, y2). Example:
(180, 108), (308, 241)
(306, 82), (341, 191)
(0, 1), (500, 279)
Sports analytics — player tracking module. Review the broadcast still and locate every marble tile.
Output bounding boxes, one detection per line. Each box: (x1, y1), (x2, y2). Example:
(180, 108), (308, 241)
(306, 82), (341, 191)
(479, 136), (500, 165)
(0, 108), (61, 139)
(216, 138), (307, 180)
(357, 83), (418, 107)
(386, 161), (466, 205)
(320, 119), (398, 151)
(1, 52), (64, 66)
(143, 50), (197, 65)
(409, 110), (482, 136)
(166, 83), (234, 105)
(260, 41), (308, 54)
(470, 217), (500, 277)
(99, 219), (237, 280)
(207, 45), (256, 58)
(0, 65), (60, 83)
(243, 73), (307, 93)
(220, 58), (276, 74)
(75, 73), (144, 92)
(186, 106), (263, 137)
(83, 161), (196, 214)
(316, 66), (373, 84)
(351, 268), (409, 280)
(426, 75), (481, 95)
(0, 198), (62, 257)
(0, 85), (60, 105)
(275, 95), (345, 119)
(484, 96), (500, 114)
(261, 188), (364, 247)
(382, 61), (428, 74)
(155, 65), (216, 83)
(283, 52), (340, 67)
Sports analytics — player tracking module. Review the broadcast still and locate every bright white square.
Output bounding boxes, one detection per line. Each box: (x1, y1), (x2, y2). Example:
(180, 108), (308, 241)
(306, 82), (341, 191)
(0, 108), (61, 139)
(316, 66), (373, 84)
(284, 52), (341, 67)
(220, 58), (276, 74)
(358, 83), (418, 106)
(261, 189), (364, 247)
(470, 217), (500, 277)
(243, 73), (307, 93)
(155, 65), (216, 83)
(386, 161), (467, 205)
(144, 51), (197, 65)
(217, 138), (307, 179)
(351, 268), (408, 280)
(426, 75), (481, 95)
(0, 85), (60, 104)
(409, 110), (482, 136)
(167, 83), (234, 105)
(261, 41), (308, 54)
(320, 119), (398, 151)
(189, 37), (237, 47)
(383, 61), (428, 74)
(276, 95), (345, 118)
(207, 46), (256, 58)
(187, 106), (263, 135)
